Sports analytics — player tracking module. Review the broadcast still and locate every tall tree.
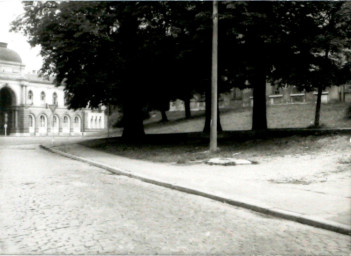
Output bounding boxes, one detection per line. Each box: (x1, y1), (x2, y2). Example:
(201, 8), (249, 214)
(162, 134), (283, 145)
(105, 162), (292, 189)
(308, 2), (351, 127)
(268, 1), (351, 128)
(11, 1), (178, 139)
(223, 1), (351, 130)
(223, 2), (293, 131)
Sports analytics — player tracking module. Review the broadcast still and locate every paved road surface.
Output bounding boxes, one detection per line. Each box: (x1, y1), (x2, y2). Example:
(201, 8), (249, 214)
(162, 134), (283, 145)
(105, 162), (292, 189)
(0, 141), (350, 255)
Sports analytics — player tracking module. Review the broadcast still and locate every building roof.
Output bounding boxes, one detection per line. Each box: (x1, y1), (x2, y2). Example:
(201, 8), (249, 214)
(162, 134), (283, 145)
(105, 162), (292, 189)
(0, 42), (22, 64)
(24, 72), (55, 84)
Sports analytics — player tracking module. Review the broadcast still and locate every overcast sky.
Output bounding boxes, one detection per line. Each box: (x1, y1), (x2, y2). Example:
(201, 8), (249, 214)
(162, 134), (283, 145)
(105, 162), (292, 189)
(0, 0), (43, 72)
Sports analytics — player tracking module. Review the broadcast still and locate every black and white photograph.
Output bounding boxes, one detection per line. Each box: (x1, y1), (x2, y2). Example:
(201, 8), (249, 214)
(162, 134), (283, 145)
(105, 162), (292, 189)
(0, 0), (350, 255)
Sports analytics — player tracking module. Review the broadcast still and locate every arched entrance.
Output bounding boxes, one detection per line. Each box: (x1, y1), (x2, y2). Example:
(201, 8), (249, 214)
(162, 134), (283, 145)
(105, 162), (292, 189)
(52, 115), (59, 134)
(28, 114), (35, 134)
(0, 87), (16, 135)
(62, 115), (71, 134)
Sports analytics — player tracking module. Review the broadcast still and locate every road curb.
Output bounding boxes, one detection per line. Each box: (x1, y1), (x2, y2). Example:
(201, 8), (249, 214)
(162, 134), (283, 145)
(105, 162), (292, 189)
(40, 144), (351, 236)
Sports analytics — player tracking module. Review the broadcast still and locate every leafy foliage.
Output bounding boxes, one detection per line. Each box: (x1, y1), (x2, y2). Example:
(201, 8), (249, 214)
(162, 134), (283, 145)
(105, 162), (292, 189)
(11, 1), (351, 135)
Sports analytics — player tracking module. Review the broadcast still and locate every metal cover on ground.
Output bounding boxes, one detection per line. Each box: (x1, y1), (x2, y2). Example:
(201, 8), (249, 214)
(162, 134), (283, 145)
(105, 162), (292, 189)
(206, 158), (252, 166)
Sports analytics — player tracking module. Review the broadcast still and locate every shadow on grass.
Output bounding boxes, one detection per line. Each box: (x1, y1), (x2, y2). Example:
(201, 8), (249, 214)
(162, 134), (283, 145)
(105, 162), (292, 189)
(79, 128), (351, 163)
(143, 108), (245, 129)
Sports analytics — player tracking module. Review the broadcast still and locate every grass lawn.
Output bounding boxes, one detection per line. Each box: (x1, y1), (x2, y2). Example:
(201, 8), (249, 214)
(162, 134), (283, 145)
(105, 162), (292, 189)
(145, 102), (351, 134)
(82, 102), (351, 163)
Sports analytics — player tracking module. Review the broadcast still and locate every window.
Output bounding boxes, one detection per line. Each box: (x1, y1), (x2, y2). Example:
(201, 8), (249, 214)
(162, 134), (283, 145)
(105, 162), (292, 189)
(40, 115), (46, 127)
(29, 115), (34, 127)
(41, 91), (46, 102)
(29, 115), (35, 133)
(53, 116), (58, 127)
(53, 92), (58, 105)
(28, 90), (33, 104)
(63, 116), (70, 129)
(274, 86), (280, 95)
(99, 117), (102, 128)
(74, 117), (80, 129)
(291, 86), (299, 94)
(28, 90), (33, 100)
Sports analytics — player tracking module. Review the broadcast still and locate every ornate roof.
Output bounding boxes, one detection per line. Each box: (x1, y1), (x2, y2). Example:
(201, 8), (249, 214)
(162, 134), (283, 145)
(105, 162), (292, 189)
(0, 42), (22, 63)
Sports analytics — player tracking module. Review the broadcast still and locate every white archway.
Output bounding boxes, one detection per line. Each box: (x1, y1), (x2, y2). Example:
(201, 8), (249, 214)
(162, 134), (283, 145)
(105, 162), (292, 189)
(28, 90), (33, 105)
(0, 86), (17, 135)
(73, 116), (81, 133)
(62, 115), (70, 134)
(52, 115), (59, 134)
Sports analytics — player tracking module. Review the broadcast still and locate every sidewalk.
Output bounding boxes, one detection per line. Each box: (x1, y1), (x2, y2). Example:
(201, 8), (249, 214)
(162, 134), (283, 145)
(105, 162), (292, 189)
(41, 143), (351, 236)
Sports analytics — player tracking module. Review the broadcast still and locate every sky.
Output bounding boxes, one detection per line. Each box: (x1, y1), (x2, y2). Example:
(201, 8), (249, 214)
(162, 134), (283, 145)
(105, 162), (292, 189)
(0, 0), (43, 72)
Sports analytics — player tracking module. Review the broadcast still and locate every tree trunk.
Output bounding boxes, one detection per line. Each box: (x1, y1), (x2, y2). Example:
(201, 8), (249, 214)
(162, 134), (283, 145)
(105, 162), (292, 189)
(160, 109), (168, 122)
(122, 101), (145, 140)
(119, 12), (145, 140)
(314, 49), (329, 128)
(252, 69), (267, 130)
(203, 86), (222, 133)
(204, 88), (211, 133)
(217, 101), (222, 132)
(184, 97), (191, 119)
(314, 83), (323, 128)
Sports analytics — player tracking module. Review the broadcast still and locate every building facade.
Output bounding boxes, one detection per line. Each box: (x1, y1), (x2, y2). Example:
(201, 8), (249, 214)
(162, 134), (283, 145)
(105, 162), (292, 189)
(169, 83), (351, 112)
(241, 83), (351, 107)
(0, 42), (106, 136)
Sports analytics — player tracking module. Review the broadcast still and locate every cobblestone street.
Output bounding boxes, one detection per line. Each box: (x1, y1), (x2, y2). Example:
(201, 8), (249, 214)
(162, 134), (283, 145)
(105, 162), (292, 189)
(0, 142), (350, 255)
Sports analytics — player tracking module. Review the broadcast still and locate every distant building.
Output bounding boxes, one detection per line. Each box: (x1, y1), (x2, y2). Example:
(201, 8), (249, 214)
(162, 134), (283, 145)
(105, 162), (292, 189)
(244, 83), (351, 107)
(0, 42), (106, 136)
(169, 82), (351, 112)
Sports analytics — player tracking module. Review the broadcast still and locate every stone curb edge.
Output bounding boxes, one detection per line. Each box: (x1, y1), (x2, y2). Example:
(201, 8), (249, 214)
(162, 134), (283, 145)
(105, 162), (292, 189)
(40, 144), (351, 236)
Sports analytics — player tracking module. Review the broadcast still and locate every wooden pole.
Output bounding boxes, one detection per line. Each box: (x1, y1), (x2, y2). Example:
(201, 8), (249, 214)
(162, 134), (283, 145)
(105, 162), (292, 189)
(210, 0), (218, 153)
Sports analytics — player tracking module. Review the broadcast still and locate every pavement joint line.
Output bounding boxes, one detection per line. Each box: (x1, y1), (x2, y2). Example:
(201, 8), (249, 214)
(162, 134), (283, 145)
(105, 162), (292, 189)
(40, 144), (351, 236)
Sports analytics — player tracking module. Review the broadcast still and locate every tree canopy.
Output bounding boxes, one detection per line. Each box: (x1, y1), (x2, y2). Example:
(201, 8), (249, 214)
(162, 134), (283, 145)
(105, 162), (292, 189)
(221, 1), (351, 129)
(11, 1), (351, 137)
(12, 2), (179, 138)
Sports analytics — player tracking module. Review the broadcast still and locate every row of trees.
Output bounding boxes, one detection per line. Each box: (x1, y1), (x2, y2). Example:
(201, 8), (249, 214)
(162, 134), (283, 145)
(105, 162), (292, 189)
(12, 1), (351, 138)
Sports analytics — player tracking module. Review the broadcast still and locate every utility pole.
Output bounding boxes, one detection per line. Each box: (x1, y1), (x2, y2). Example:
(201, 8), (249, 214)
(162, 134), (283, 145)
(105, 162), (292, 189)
(210, 0), (218, 153)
